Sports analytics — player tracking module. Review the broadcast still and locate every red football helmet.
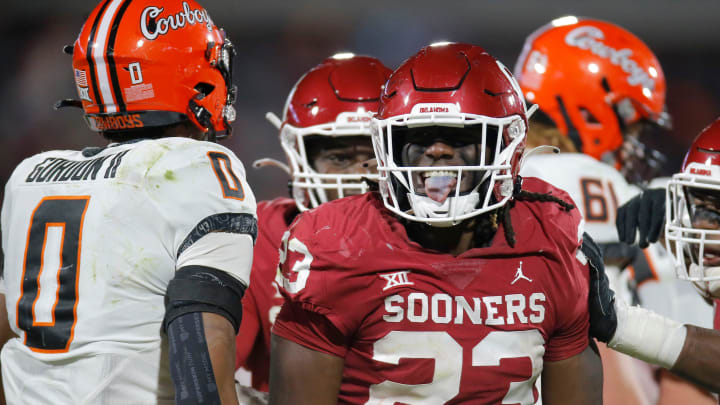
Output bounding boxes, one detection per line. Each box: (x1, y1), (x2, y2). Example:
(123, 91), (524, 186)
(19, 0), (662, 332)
(64, 0), (236, 139)
(373, 42), (529, 226)
(666, 117), (720, 297)
(514, 17), (670, 182)
(265, 54), (391, 211)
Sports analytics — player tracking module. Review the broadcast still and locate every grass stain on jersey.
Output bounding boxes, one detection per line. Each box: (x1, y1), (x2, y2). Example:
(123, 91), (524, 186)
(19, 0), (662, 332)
(164, 170), (176, 181)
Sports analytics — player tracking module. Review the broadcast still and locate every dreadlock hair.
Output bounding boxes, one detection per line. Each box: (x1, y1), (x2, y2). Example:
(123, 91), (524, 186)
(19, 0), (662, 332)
(499, 176), (575, 247)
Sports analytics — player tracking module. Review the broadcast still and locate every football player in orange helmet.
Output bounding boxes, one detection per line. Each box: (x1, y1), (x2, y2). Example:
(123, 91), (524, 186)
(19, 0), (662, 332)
(233, 54), (391, 400)
(0, 1), (255, 404)
(515, 16), (670, 185)
(516, 16), (714, 405)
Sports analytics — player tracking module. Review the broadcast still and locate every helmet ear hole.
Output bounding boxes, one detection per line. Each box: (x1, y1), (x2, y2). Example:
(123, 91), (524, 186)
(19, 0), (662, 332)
(579, 107), (600, 125)
(194, 83), (216, 99)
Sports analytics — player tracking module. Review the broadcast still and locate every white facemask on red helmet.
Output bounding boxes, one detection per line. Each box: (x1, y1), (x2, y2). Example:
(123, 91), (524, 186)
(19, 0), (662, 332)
(666, 117), (720, 299)
(265, 54), (391, 211)
(373, 42), (530, 227)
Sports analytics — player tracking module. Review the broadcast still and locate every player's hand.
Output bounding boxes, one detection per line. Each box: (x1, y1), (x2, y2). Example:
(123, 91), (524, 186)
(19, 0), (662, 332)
(581, 233), (618, 343)
(616, 188), (666, 248)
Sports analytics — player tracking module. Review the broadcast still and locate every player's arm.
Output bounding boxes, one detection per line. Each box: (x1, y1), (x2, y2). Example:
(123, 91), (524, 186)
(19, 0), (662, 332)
(668, 324), (720, 392)
(163, 228), (255, 405)
(268, 334), (344, 405)
(164, 262), (248, 405)
(594, 297), (720, 393)
(0, 293), (18, 405)
(148, 144), (258, 404)
(541, 342), (603, 404)
(585, 228), (720, 393)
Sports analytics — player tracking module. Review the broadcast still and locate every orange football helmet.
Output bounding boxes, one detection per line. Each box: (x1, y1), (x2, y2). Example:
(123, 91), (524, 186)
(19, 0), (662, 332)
(514, 17), (670, 180)
(61, 0), (236, 140)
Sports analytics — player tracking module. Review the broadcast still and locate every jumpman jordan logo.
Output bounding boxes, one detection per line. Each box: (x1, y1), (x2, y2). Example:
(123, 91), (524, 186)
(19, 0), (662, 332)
(511, 261), (532, 284)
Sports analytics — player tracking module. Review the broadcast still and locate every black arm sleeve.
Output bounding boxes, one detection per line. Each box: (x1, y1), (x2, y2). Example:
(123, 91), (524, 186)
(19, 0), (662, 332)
(163, 265), (246, 334)
(167, 312), (221, 405)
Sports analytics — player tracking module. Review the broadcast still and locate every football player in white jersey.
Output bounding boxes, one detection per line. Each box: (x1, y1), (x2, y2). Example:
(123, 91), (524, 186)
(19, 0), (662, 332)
(0, 1), (255, 404)
(515, 17), (715, 404)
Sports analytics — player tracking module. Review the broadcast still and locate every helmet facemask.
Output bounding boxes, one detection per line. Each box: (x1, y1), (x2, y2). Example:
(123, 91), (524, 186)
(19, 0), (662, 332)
(666, 175), (720, 298)
(373, 112), (526, 227)
(279, 116), (379, 211)
(188, 33), (237, 142)
(603, 93), (670, 185)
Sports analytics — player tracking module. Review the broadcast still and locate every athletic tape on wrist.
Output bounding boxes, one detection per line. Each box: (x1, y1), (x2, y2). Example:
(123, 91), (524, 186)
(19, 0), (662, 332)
(608, 299), (687, 369)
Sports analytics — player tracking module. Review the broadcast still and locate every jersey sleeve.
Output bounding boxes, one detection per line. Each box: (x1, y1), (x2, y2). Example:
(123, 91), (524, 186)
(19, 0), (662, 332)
(271, 206), (371, 357)
(543, 234), (591, 362)
(527, 180), (590, 361)
(144, 141), (257, 282)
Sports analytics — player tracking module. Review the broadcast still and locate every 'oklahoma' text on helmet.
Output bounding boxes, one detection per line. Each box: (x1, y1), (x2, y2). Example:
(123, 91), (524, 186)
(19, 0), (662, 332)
(373, 42), (529, 226)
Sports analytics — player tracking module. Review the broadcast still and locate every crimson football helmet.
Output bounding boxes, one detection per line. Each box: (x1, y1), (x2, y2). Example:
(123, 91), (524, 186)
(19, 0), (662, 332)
(265, 54), (391, 211)
(514, 16), (670, 183)
(373, 42), (530, 226)
(666, 117), (720, 298)
(61, 0), (236, 139)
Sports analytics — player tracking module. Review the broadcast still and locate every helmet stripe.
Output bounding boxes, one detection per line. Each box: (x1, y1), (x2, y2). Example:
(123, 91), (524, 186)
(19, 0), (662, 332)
(85, 0), (112, 114)
(92, 0), (126, 114)
(105, 0), (133, 113)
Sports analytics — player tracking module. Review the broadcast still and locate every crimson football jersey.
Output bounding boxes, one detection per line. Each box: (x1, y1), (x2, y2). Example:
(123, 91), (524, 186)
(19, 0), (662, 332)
(714, 300), (720, 331)
(236, 197), (298, 391)
(273, 178), (591, 404)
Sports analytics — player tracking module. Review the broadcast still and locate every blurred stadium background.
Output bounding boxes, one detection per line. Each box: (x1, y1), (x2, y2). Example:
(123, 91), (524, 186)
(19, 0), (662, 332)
(2, 0), (719, 202)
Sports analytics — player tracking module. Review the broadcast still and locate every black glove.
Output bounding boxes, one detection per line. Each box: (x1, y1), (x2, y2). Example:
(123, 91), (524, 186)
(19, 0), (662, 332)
(582, 232), (617, 343)
(616, 188), (666, 248)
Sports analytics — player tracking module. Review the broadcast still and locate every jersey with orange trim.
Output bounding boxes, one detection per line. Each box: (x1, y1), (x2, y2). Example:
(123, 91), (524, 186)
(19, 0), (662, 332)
(521, 153), (635, 243)
(0, 137), (256, 404)
(235, 197), (298, 392)
(273, 180), (590, 404)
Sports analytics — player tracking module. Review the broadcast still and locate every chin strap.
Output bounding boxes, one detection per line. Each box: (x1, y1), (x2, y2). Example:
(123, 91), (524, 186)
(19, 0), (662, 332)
(54, 99), (83, 110)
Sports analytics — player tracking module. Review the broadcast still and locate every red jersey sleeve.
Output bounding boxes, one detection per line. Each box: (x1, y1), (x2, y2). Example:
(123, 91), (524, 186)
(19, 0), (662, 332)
(520, 178), (591, 361)
(235, 288), (260, 368)
(543, 246), (590, 361)
(271, 196), (380, 357)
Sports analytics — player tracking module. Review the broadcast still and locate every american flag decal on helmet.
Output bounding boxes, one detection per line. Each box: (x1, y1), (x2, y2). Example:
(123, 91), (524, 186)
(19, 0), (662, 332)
(74, 69), (88, 87)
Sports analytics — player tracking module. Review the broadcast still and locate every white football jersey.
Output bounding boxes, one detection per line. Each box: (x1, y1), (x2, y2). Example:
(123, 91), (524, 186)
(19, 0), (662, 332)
(521, 153), (635, 244)
(0, 137), (257, 404)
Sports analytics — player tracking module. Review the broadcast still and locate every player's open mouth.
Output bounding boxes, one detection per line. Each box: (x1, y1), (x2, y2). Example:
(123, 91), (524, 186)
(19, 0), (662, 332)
(703, 251), (720, 266)
(422, 170), (457, 203)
